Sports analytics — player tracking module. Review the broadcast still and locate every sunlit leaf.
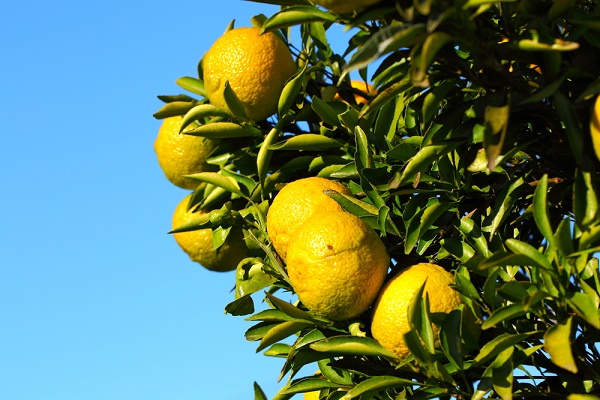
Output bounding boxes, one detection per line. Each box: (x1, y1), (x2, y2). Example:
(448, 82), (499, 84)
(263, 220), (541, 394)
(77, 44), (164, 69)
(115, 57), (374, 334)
(343, 376), (417, 399)
(269, 134), (343, 151)
(544, 316), (578, 373)
(483, 105), (509, 171)
(566, 292), (600, 329)
(309, 336), (399, 360)
(176, 76), (207, 97)
(261, 6), (337, 32)
(256, 321), (315, 352)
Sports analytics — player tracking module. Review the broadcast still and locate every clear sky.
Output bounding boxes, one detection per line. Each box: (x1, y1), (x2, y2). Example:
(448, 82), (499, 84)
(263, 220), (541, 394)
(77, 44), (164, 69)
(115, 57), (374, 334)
(0, 1), (352, 399)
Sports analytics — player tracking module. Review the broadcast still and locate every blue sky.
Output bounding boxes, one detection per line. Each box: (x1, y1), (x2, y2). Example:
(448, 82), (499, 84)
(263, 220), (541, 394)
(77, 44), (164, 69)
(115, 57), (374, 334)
(0, 2), (354, 399)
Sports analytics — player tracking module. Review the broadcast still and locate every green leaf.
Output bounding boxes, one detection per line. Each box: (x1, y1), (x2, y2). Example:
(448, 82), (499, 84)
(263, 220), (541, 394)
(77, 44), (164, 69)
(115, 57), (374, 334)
(278, 65), (305, 117)
(264, 343), (291, 358)
(533, 174), (555, 247)
(343, 376), (417, 399)
(482, 177), (524, 237)
(407, 282), (435, 354)
(516, 38), (579, 51)
(518, 75), (565, 105)
(176, 76), (207, 97)
(261, 6), (337, 32)
(568, 395), (600, 400)
(462, 0), (517, 8)
(309, 336), (399, 360)
(422, 80), (458, 125)
(225, 294), (255, 316)
(256, 321), (314, 352)
(344, 23), (427, 75)
(184, 172), (247, 199)
(483, 105), (509, 171)
(478, 250), (553, 271)
(152, 100), (198, 119)
(491, 346), (514, 400)
(566, 292), (600, 329)
(574, 168), (600, 231)
(186, 121), (255, 139)
(317, 359), (354, 386)
(180, 104), (232, 130)
(246, 309), (297, 323)
(265, 292), (324, 323)
(544, 317), (578, 373)
(440, 239), (477, 264)
(223, 80), (248, 119)
(269, 134), (343, 151)
(410, 32), (453, 87)
(278, 377), (343, 395)
(311, 96), (342, 127)
(505, 238), (554, 270)
(257, 121), (283, 190)
(474, 332), (536, 366)
(481, 303), (527, 330)
(440, 309), (464, 370)
(254, 382), (268, 400)
(456, 217), (492, 258)
(399, 141), (462, 187)
(404, 199), (455, 253)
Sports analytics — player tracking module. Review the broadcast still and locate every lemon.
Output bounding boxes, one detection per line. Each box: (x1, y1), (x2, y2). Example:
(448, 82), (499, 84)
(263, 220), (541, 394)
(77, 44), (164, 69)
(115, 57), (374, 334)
(171, 194), (247, 272)
(304, 391), (321, 400)
(334, 80), (376, 105)
(154, 116), (218, 190)
(370, 263), (465, 359)
(312, 0), (383, 14)
(266, 177), (352, 261)
(202, 27), (297, 121)
(286, 210), (390, 321)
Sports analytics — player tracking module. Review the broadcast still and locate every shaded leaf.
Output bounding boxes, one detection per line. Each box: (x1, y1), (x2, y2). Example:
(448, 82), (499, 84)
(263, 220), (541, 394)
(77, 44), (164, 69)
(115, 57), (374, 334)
(474, 332), (535, 366)
(254, 382), (268, 400)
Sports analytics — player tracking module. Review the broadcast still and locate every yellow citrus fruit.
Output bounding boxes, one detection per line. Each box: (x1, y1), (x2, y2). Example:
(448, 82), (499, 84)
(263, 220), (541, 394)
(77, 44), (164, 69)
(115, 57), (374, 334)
(202, 27), (297, 121)
(334, 80), (376, 105)
(370, 263), (465, 359)
(304, 391), (321, 400)
(312, 0), (383, 14)
(590, 94), (600, 161)
(266, 177), (352, 261)
(154, 116), (218, 190)
(286, 210), (390, 321)
(171, 194), (247, 272)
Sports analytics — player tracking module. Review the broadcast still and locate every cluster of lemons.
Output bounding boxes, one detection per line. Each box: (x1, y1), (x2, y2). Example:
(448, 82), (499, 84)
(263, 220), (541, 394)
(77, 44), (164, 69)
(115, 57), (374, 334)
(153, 26), (297, 271)
(266, 177), (468, 362)
(153, 2), (475, 398)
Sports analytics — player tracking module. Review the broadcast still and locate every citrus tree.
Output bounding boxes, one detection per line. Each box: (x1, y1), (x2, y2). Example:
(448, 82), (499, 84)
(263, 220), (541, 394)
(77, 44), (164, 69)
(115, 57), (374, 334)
(152, 0), (600, 398)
